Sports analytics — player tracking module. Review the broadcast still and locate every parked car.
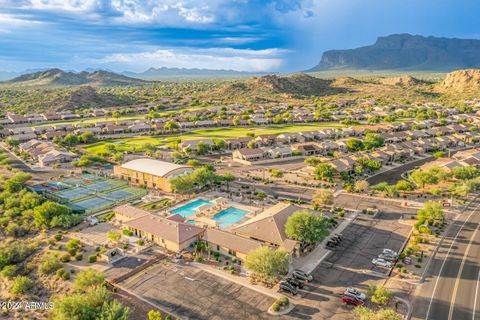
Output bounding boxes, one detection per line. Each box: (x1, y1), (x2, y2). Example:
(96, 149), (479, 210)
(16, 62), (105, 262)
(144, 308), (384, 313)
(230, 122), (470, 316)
(341, 296), (364, 306)
(279, 282), (298, 295)
(344, 288), (366, 301)
(383, 249), (397, 257)
(403, 257), (412, 265)
(286, 277), (304, 289)
(372, 258), (393, 268)
(292, 269), (313, 282)
(378, 253), (397, 262)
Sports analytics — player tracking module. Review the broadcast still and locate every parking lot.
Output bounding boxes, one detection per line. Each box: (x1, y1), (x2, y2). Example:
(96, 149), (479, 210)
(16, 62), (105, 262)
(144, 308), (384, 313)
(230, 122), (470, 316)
(118, 260), (278, 320)
(283, 212), (412, 319)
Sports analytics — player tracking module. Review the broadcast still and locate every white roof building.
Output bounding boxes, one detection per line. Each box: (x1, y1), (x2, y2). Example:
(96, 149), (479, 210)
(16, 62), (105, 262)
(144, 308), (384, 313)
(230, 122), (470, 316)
(119, 158), (193, 178)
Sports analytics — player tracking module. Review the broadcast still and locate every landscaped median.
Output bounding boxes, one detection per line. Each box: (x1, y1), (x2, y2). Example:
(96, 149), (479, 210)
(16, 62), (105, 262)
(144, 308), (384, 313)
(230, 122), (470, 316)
(268, 297), (295, 315)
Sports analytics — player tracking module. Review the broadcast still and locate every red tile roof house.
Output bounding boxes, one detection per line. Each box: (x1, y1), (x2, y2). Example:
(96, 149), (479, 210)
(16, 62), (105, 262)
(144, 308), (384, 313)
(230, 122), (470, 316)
(115, 205), (204, 252)
(232, 148), (267, 163)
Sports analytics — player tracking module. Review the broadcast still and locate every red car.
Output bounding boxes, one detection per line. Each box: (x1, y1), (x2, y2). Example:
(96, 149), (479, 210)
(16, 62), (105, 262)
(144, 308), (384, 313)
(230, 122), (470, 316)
(341, 296), (364, 306)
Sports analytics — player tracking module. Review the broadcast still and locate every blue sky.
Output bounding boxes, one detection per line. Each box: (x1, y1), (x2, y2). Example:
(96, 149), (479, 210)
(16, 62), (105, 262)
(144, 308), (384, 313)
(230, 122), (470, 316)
(0, 0), (479, 73)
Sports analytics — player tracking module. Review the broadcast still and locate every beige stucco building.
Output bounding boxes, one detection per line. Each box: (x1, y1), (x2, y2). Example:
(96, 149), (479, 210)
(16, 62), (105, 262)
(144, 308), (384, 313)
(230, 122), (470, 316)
(113, 158), (193, 192)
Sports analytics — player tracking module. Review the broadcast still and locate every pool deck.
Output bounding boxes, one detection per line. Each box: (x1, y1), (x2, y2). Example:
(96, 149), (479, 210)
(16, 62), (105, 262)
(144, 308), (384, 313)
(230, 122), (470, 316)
(163, 193), (262, 229)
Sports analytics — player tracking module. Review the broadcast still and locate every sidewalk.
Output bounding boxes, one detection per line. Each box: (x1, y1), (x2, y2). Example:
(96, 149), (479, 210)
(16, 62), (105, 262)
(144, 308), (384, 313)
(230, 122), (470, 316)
(190, 261), (283, 299)
(291, 212), (358, 275)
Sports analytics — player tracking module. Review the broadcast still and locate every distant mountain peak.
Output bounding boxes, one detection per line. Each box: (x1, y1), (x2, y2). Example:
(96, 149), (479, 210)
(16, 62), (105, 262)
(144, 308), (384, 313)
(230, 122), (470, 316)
(4, 68), (146, 87)
(310, 34), (480, 71)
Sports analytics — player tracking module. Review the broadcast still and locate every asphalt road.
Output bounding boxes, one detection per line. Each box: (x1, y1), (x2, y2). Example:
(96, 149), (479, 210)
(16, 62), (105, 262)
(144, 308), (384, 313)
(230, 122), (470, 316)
(367, 156), (434, 185)
(411, 195), (480, 320)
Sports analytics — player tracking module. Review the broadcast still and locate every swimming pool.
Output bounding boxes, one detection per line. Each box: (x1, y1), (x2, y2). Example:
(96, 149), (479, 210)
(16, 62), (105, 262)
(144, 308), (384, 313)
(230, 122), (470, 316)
(212, 207), (249, 228)
(171, 199), (213, 218)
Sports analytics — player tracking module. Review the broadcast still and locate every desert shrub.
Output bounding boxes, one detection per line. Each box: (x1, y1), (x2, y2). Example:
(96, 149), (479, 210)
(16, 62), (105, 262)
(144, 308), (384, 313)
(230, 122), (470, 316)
(74, 253), (83, 261)
(88, 255), (97, 263)
(60, 253), (71, 263)
(56, 268), (70, 280)
(10, 276), (34, 295)
(40, 254), (62, 275)
(0, 265), (17, 279)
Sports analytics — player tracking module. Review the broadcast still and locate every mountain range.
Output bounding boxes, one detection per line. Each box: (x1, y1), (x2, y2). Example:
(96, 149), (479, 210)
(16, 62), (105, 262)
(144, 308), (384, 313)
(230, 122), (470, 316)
(123, 67), (264, 80)
(2, 68), (147, 87)
(310, 34), (480, 71)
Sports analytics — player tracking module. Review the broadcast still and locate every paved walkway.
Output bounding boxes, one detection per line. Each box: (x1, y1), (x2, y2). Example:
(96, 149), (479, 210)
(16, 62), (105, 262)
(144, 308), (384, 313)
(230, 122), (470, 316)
(190, 261), (283, 299)
(291, 212), (358, 275)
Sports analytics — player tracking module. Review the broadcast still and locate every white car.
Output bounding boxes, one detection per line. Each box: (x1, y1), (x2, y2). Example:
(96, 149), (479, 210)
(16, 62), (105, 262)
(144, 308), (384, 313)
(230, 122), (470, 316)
(372, 258), (393, 268)
(344, 288), (366, 301)
(383, 249), (397, 257)
(378, 253), (397, 262)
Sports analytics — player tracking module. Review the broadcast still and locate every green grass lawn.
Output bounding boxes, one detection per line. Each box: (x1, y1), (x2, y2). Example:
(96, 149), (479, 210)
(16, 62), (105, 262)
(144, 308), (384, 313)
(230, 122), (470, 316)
(82, 122), (346, 155)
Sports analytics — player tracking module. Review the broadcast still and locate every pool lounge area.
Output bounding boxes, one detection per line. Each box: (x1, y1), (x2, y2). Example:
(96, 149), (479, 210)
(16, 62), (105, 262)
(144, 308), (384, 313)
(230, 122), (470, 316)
(169, 197), (253, 229)
(170, 198), (213, 218)
(212, 207), (249, 228)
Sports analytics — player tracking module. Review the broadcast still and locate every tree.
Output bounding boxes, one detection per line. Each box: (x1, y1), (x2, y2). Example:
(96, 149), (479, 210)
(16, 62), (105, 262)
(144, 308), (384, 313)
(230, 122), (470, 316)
(452, 166), (480, 180)
(363, 133), (385, 149)
(164, 120), (180, 132)
(64, 133), (79, 146)
(10, 276), (34, 296)
(33, 201), (80, 229)
(367, 285), (392, 305)
(433, 151), (445, 159)
(313, 163), (337, 181)
(354, 180), (369, 193)
(410, 170), (438, 188)
(395, 180), (415, 191)
(285, 210), (330, 245)
(312, 189), (334, 208)
(245, 247), (290, 281)
(79, 131), (97, 144)
(417, 201), (444, 224)
(213, 139), (226, 150)
(74, 268), (105, 291)
(346, 138), (364, 151)
(195, 142), (211, 155)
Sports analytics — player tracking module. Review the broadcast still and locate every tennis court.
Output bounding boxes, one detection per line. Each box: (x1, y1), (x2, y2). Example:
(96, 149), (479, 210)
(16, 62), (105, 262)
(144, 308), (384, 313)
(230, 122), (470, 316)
(84, 180), (125, 192)
(56, 187), (94, 201)
(31, 173), (146, 214)
(102, 189), (136, 201)
(73, 196), (114, 211)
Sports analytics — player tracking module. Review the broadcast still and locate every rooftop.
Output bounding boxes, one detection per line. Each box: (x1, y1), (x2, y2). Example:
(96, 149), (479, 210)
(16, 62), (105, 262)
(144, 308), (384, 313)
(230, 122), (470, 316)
(119, 158), (192, 178)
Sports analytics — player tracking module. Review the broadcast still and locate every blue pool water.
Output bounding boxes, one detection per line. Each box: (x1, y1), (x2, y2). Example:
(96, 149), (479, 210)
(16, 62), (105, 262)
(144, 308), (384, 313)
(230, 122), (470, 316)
(171, 199), (213, 218)
(212, 207), (248, 228)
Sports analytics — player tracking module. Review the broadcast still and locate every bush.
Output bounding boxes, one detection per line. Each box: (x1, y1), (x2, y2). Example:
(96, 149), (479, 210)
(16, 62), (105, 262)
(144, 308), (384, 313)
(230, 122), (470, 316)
(271, 302), (281, 312)
(10, 276), (34, 295)
(1, 265), (17, 279)
(40, 254), (62, 275)
(367, 285), (392, 305)
(60, 253), (71, 263)
(75, 253), (83, 261)
(54, 234), (63, 241)
(278, 297), (289, 306)
(56, 268), (70, 281)
(122, 229), (134, 236)
(74, 268), (105, 290)
(88, 255), (97, 263)
(136, 239), (145, 246)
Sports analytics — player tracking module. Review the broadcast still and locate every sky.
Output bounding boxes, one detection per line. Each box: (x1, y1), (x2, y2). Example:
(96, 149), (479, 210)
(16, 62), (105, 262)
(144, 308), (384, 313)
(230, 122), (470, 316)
(0, 0), (479, 73)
